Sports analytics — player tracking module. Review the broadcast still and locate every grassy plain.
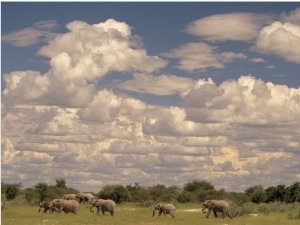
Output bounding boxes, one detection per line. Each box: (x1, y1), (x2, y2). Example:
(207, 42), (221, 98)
(1, 203), (299, 225)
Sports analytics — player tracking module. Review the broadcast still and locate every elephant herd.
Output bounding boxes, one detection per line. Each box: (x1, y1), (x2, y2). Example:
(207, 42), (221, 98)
(38, 192), (115, 216)
(38, 193), (232, 219)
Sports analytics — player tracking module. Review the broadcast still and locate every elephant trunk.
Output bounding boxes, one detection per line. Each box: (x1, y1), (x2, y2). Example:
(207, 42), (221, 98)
(152, 209), (156, 217)
(201, 207), (207, 214)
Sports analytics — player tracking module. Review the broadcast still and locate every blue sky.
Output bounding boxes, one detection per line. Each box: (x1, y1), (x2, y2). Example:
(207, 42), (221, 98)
(1, 2), (300, 192)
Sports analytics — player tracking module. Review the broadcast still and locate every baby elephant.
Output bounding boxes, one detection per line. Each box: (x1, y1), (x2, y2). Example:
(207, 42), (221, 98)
(202, 200), (232, 219)
(152, 203), (176, 218)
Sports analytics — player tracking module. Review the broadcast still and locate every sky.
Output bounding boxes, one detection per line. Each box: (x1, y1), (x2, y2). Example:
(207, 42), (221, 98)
(1, 2), (300, 193)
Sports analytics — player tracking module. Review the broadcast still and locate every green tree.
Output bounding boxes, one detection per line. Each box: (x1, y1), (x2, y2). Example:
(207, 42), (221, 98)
(285, 182), (300, 203)
(126, 183), (142, 202)
(55, 178), (67, 188)
(149, 184), (168, 201)
(35, 182), (49, 202)
(1, 182), (21, 200)
(245, 185), (267, 203)
(183, 180), (214, 192)
(98, 185), (131, 203)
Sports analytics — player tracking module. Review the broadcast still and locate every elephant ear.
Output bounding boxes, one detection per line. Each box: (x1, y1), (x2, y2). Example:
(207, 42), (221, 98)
(208, 200), (214, 207)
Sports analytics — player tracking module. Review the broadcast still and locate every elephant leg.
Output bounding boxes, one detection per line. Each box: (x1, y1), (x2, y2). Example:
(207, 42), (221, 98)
(101, 209), (105, 215)
(213, 210), (218, 218)
(158, 210), (162, 216)
(206, 209), (212, 218)
(226, 211), (233, 219)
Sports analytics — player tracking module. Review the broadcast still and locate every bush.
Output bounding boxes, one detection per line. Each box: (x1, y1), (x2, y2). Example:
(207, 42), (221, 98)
(288, 203), (300, 219)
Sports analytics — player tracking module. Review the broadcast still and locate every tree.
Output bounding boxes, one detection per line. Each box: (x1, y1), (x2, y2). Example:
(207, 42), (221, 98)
(1, 183), (21, 200)
(98, 185), (131, 203)
(285, 182), (300, 203)
(55, 178), (67, 188)
(245, 185), (267, 203)
(126, 183), (142, 202)
(183, 180), (214, 192)
(35, 182), (49, 202)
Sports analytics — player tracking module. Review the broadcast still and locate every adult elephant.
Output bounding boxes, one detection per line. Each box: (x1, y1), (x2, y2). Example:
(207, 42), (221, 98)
(152, 203), (176, 218)
(63, 193), (77, 200)
(76, 192), (95, 204)
(90, 199), (116, 216)
(49, 199), (80, 215)
(201, 200), (232, 219)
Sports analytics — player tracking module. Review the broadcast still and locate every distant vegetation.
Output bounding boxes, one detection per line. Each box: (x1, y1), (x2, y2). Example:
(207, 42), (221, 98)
(2, 179), (300, 219)
(2, 179), (300, 206)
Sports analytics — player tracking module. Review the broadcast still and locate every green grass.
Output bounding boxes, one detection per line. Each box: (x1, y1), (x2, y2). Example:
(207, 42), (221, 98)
(1, 203), (300, 225)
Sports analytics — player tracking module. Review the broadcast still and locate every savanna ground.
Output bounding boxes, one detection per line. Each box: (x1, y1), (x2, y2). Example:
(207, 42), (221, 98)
(1, 203), (300, 225)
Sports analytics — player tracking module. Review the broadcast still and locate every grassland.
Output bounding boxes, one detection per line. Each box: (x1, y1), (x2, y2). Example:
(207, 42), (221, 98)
(1, 203), (300, 225)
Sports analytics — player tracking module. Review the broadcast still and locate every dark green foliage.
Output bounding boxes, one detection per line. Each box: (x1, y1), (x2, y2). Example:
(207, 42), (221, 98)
(177, 191), (195, 203)
(34, 182), (49, 202)
(183, 180), (214, 192)
(126, 183), (142, 202)
(55, 178), (67, 188)
(285, 182), (300, 203)
(245, 185), (267, 204)
(98, 185), (131, 203)
(1, 182), (21, 200)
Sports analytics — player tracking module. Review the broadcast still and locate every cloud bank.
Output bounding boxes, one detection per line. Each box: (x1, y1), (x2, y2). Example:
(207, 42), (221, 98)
(2, 11), (300, 192)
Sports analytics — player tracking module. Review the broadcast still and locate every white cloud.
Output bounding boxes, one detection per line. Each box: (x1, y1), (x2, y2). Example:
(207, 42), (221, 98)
(183, 75), (300, 124)
(186, 13), (273, 41)
(2, 19), (168, 108)
(118, 73), (195, 96)
(253, 21), (300, 64)
(163, 42), (246, 72)
(79, 89), (122, 122)
(38, 19), (167, 80)
(250, 57), (265, 63)
(2, 16), (300, 192)
(281, 7), (300, 24)
(1, 20), (58, 46)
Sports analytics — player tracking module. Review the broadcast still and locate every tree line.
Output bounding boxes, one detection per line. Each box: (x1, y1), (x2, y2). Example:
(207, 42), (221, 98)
(1, 179), (300, 206)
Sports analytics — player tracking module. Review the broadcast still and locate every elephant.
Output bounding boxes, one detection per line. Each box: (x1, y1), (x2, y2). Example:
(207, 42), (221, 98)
(90, 199), (116, 216)
(38, 201), (55, 213)
(49, 199), (80, 215)
(63, 193), (77, 200)
(201, 200), (232, 219)
(152, 203), (176, 218)
(76, 192), (95, 204)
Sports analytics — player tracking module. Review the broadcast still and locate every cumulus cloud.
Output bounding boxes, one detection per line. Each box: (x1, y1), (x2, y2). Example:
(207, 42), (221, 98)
(118, 73), (195, 96)
(2, 20), (58, 46)
(163, 42), (246, 72)
(2, 75), (300, 191)
(281, 7), (300, 24)
(186, 13), (273, 41)
(253, 21), (300, 64)
(2, 19), (167, 108)
(183, 75), (300, 124)
(2, 15), (300, 192)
